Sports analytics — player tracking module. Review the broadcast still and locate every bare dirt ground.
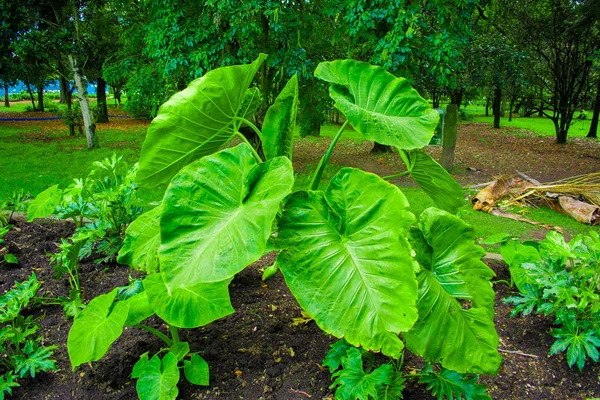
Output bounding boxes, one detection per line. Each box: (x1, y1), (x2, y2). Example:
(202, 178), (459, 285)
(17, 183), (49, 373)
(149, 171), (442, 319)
(293, 122), (600, 187)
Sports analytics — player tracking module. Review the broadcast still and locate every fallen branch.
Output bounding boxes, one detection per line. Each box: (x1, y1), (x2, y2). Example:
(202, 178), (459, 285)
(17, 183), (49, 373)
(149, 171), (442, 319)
(498, 348), (539, 359)
(470, 180), (496, 189)
(515, 170), (541, 186)
(490, 209), (563, 233)
(290, 388), (313, 398)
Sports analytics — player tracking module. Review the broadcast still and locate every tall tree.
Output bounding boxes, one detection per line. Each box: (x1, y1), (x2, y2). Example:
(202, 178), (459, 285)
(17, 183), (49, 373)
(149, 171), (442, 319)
(499, 0), (600, 143)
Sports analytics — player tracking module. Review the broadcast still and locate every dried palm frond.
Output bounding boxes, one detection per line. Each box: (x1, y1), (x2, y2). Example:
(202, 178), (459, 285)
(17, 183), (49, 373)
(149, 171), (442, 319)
(519, 172), (600, 206)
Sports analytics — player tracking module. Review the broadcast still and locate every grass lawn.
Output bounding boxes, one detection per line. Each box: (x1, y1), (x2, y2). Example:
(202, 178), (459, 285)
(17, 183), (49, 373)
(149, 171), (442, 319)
(1, 119), (597, 248)
(468, 115), (594, 138)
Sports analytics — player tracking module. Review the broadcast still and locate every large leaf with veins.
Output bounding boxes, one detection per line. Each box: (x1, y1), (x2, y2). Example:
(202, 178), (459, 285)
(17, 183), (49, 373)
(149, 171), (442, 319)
(404, 208), (501, 375)
(137, 54), (267, 187)
(160, 143), (293, 286)
(276, 168), (419, 357)
(314, 60), (438, 150)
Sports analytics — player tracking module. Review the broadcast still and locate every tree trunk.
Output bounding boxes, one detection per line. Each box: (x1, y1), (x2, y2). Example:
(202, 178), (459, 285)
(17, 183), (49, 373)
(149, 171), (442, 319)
(431, 89), (441, 108)
(493, 86), (502, 129)
(36, 81), (45, 111)
(3, 82), (9, 107)
(113, 86), (122, 105)
(59, 75), (70, 104)
(587, 79), (600, 138)
(25, 80), (36, 110)
(441, 103), (458, 171)
(371, 142), (393, 153)
(538, 87), (544, 117)
(69, 54), (97, 149)
(556, 127), (568, 144)
(485, 96), (489, 116)
(449, 88), (464, 110)
(96, 78), (109, 123)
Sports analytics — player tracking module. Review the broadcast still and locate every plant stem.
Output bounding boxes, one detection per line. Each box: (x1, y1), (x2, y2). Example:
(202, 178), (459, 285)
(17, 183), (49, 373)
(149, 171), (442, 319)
(137, 324), (173, 347)
(236, 117), (263, 141)
(235, 132), (264, 163)
(169, 325), (180, 345)
(310, 120), (349, 190)
(382, 171), (410, 181)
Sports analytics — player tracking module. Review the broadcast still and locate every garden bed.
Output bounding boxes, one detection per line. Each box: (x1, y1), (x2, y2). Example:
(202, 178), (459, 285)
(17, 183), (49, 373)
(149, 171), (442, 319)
(2, 219), (600, 399)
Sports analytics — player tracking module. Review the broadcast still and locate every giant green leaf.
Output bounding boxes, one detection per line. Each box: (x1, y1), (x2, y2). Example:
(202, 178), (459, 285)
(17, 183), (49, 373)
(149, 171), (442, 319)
(160, 143), (293, 285)
(404, 208), (501, 375)
(27, 185), (63, 222)
(143, 273), (234, 328)
(314, 60), (438, 150)
(67, 288), (129, 368)
(137, 54), (267, 187)
(117, 205), (162, 273)
(122, 292), (154, 327)
(277, 168), (419, 357)
(262, 74), (298, 161)
(136, 352), (180, 400)
(400, 150), (464, 214)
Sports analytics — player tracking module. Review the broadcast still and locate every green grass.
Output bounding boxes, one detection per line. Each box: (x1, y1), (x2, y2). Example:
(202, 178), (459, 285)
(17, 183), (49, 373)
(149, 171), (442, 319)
(317, 123), (364, 141)
(0, 97), (125, 114)
(468, 115), (595, 138)
(0, 124), (164, 206)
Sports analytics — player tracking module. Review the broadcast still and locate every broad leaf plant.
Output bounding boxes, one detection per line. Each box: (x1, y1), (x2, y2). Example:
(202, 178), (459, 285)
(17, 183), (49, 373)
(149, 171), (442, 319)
(67, 55), (501, 399)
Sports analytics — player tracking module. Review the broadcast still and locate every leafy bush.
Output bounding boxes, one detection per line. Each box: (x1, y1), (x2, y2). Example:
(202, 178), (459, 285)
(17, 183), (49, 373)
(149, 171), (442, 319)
(59, 103), (84, 135)
(1, 190), (32, 221)
(323, 339), (491, 399)
(65, 56), (500, 399)
(501, 231), (600, 370)
(27, 154), (142, 317)
(0, 274), (57, 398)
(8, 91), (31, 101)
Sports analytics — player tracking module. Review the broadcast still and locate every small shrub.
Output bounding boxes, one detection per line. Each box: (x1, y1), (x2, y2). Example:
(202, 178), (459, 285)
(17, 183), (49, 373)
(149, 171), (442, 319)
(0, 274), (57, 398)
(501, 231), (600, 370)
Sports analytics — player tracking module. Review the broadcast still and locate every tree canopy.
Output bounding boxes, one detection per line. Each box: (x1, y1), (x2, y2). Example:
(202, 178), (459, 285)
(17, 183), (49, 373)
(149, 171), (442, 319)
(1, 0), (599, 143)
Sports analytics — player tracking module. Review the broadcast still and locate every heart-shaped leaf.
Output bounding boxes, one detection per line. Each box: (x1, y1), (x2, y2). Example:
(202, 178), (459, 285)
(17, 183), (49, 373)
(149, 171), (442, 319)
(135, 352), (180, 400)
(137, 54), (267, 187)
(68, 288), (129, 368)
(277, 168), (419, 357)
(184, 353), (210, 386)
(160, 143), (293, 285)
(143, 273), (234, 328)
(404, 208), (501, 375)
(315, 60), (439, 150)
(262, 74), (299, 161)
(27, 185), (63, 222)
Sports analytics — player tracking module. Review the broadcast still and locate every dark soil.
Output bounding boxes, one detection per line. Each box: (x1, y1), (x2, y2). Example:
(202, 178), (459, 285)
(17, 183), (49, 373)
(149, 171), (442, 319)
(2, 218), (600, 400)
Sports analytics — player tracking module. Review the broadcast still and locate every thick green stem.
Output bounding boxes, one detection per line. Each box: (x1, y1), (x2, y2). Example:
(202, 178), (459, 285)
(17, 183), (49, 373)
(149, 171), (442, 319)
(169, 325), (180, 345)
(382, 171), (410, 181)
(310, 120), (349, 190)
(236, 117), (263, 141)
(235, 132), (263, 163)
(137, 324), (173, 347)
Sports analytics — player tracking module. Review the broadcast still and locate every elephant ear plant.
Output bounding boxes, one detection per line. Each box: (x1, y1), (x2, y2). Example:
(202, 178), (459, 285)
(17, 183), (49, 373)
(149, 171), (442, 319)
(67, 55), (501, 399)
